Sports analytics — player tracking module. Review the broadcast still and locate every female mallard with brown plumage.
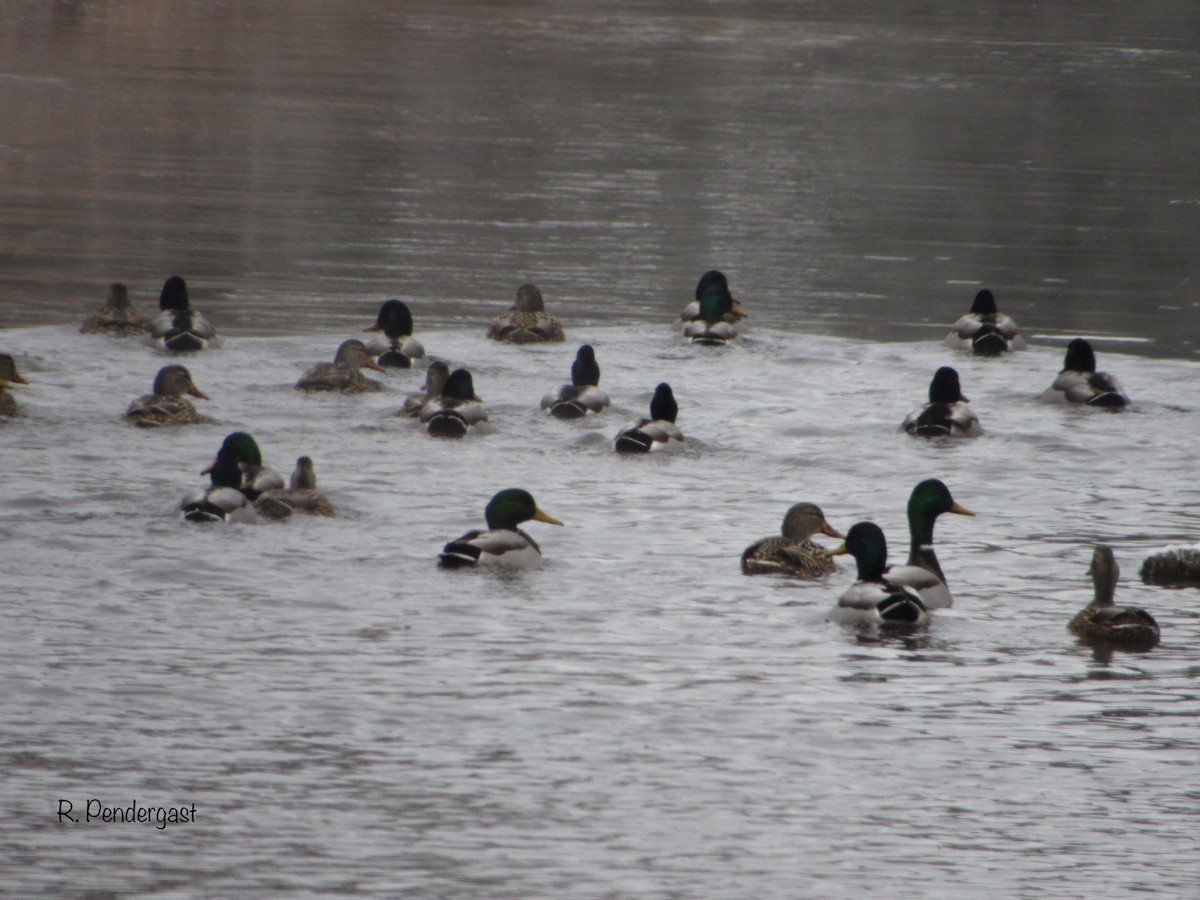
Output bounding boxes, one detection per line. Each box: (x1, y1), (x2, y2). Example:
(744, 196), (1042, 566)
(487, 284), (565, 343)
(1069, 546), (1160, 650)
(255, 456), (336, 519)
(742, 502), (844, 577)
(295, 339), (385, 392)
(80, 282), (150, 335)
(123, 365), (210, 427)
(401, 361), (450, 417)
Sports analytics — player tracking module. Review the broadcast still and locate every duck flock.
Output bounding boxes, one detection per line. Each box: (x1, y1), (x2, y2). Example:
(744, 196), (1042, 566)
(2, 270), (1192, 653)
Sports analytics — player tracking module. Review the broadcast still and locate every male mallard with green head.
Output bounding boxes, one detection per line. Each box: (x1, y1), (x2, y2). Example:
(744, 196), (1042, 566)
(902, 366), (981, 438)
(1046, 338), (1128, 409)
(439, 488), (563, 568)
(742, 502), (845, 577)
(615, 382), (685, 453)
(150, 276), (216, 352)
(1069, 546), (1160, 650)
(883, 479), (975, 608)
(364, 299), (426, 368)
(680, 270), (745, 346)
(829, 522), (929, 626)
(419, 367), (488, 437)
(542, 344), (610, 419)
(945, 288), (1024, 355)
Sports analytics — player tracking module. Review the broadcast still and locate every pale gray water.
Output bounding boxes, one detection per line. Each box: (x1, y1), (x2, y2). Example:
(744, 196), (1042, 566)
(2, 2), (1200, 897)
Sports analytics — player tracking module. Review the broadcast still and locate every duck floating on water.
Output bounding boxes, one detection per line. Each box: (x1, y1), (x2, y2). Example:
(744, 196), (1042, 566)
(420, 367), (488, 437)
(124, 365), (210, 427)
(615, 382), (685, 453)
(1069, 546), (1160, 651)
(902, 366), (981, 438)
(1140, 543), (1200, 587)
(945, 289), (1024, 355)
(80, 282), (150, 335)
(0, 353), (30, 418)
(295, 339), (385, 392)
(150, 276), (216, 352)
(181, 442), (256, 523)
(202, 431), (284, 500)
(742, 502), (845, 577)
(829, 522), (929, 626)
(1046, 338), (1128, 409)
(401, 361), (450, 417)
(487, 284), (565, 343)
(255, 456), (336, 519)
(679, 270), (745, 346)
(541, 344), (610, 419)
(438, 488), (563, 568)
(364, 299), (425, 368)
(883, 479), (974, 609)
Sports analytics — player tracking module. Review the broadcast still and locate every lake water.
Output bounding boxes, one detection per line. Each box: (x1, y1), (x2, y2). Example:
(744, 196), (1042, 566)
(2, 3), (1199, 898)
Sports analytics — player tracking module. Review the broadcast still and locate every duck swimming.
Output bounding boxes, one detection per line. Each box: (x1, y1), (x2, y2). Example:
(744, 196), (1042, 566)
(1139, 543), (1200, 587)
(741, 502), (845, 577)
(295, 339), (386, 392)
(541, 344), (610, 419)
(438, 488), (563, 568)
(401, 361), (450, 417)
(0, 353), (30, 418)
(902, 366), (981, 438)
(614, 382), (685, 453)
(202, 431), (284, 500)
(80, 282), (150, 335)
(364, 299), (426, 368)
(1046, 338), (1128, 409)
(883, 479), (975, 609)
(679, 270), (745, 346)
(181, 443), (256, 523)
(1069, 546), (1160, 651)
(829, 521), (929, 626)
(150, 276), (216, 352)
(487, 284), (566, 343)
(945, 289), (1024, 355)
(124, 365), (210, 427)
(254, 456), (336, 519)
(419, 367), (488, 437)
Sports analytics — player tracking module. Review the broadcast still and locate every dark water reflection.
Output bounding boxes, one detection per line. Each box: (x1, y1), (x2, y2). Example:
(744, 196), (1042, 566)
(2, 1), (1198, 355)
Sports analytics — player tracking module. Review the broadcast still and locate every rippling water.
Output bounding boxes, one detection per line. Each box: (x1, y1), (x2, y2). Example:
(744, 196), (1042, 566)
(3, 1), (1200, 896)
(3, 321), (1199, 897)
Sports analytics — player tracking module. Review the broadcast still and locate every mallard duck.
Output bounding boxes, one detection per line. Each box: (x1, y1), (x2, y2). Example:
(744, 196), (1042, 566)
(202, 431), (284, 500)
(181, 443), (256, 523)
(675, 270), (748, 330)
(487, 284), (566, 343)
(1047, 338), (1128, 408)
(829, 522), (929, 625)
(1069, 546), (1160, 650)
(419, 367), (488, 437)
(80, 282), (150, 335)
(439, 488), (563, 568)
(541, 344), (610, 419)
(741, 502), (845, 576)
(255, 456), (336, 519)
(944, 289), (1024, 355)
(614, 382), (685, 453)
(680, 270), (744, 346)
(364, 299), (426, 368)
(0, 353), (30, 417)
(902, 366), (982, 437)
(123, 365), (210, 427)
(295, 339), (385, 392)
(150, 276), (216, 352)
(400, 361), (449, 417)
(1139, 543), (1200, 587)
(883, 479), (974, 609)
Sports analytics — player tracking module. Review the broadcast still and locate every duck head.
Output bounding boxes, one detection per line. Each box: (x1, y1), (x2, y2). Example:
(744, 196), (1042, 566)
(484, 488), (563, 531)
